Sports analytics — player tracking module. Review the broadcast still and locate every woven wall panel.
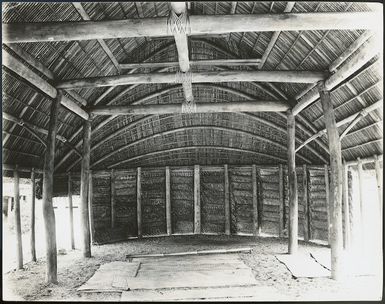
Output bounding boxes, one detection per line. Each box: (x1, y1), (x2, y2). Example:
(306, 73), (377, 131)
(141, 168), (166, 236)
(259, 167), (280, 236)
(114, 169), (137, 237)
(308, 168), (328, 241)
(229, 167), (253, 234)
(201, 168), (225, 234)
(92, 173), (112, 243)
(53, 175), (68, 196)
(170, 168), (194, 234)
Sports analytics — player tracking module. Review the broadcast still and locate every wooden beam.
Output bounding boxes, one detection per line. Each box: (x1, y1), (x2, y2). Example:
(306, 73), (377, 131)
(252, 164), (259, 236)
(110, 169), (115, 229)
(293, 36), (380, 115)
(72, 2), (120, 73)
(194, 165), (201, 234)
(119, 59), (262, 69)
(80, 119), (91, 258)
(90, 100), (290, 115)
(42, 90), (61, 283)
(258, 2), (295, 69)
(68, 172), (75, 250)
(278, 164), (284, 237)
(2, 52), (89, 120)
(346, 154), (383, 166)
(88, 171), (94, 244)
(3, 164), (43, 174)
(108, 145), (288, 169)
(165, 166), (172, 236)
(329, 31), (372, 73)
(2, 112), (81, 156)
(224, 164), (231, 235)
(287, 111), (298, 254)
(14, 166), (23, 269)
(30, 168), (37, 262)
(325, 164), (331, 244)
(137, 167), (142, 237)
(57, 70), (325, 89)
(342, 138), (382, 152)
(342, 163), (350, 250)
(303, 164), (310, 242)
(318, 81), (343, 280)
(295, 99), (383, 153)
(3, 12), (379, 43)
(374, 155), (383, 214)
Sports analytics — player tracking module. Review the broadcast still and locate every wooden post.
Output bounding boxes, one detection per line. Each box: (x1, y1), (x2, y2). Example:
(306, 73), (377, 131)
(30, 168), (37, 262)
(42, 90), (62, 283)
(287, 111), (298, 254)
(88, 171), (94, 244)
(318, 81), (343, 280)
(342, 163), (350, 250)
(14, 166), (23, 269)
(194, 165), (201, 234)
(303, 165), (310, 242)
(252, 165), (259, 236)
(110, 169), (115, 229)
(278, 165), (284, 237)
(80, 119), (91, 258)
(324, 164), (331, 244)
(224, 164), (231, 235)
(374, 155), (382, 214)
(137, 167), (142, 237)
(68, 172), (75, 250)
(357, 157), (364, 245)
(165, 166), (172, 236)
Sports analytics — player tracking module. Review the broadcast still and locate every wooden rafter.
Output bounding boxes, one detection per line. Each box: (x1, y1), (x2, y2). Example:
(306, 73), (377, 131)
(342, 138), (382, 152)
(293, 36), (380, 115)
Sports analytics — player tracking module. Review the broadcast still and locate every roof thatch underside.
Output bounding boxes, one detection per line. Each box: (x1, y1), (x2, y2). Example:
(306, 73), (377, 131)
(2, 1), (383, 174)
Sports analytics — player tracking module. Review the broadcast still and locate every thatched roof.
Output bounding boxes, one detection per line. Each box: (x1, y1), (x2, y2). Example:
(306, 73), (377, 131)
(2, 2), (383, 175)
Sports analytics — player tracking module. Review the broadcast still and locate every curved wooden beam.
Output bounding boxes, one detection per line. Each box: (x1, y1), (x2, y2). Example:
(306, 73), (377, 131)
(107, 145), (288, 169)
(90, 125), (312, 169)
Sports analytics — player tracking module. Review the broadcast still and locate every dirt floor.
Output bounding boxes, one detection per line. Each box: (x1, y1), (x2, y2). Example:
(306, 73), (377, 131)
(3, 235), (383, 301)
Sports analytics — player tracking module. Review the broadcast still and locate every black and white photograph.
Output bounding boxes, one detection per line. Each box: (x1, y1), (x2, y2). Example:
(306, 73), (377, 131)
(2, 1), (383, 301)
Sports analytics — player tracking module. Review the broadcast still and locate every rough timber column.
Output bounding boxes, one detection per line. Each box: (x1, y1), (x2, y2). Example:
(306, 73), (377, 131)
(14, 166), (23, 269)
(42, 90), (62, 283)
(165, 166), (172, 235)
(318, 81), (343, 280)
(194, 165), (201, 234)
(30, 168), (37, 262)
(374, 155), (382, 214)
(68, 172), (75, 250)
(80, 119), (92, 258)
(342, 163), (350, 250)
(287, 110), (298, 254)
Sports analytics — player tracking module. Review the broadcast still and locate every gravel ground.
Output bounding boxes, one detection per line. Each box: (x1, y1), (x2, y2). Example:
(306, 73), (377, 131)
(3, 235), (382, 301)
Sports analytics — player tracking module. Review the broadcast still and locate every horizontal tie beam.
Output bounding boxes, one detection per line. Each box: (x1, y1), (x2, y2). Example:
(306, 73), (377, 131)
(2, 12), (379, 43)
(89, 101), (290, 115)
(57, 70), (326, 89)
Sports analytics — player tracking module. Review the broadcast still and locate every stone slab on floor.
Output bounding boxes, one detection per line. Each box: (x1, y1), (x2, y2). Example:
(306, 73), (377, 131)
(275, 253), (331, 278)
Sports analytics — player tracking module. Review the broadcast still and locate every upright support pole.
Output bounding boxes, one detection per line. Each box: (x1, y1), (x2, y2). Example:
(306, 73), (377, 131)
(318, 81), (343, 280)
(252, 164), (259, 236)
(374, 155), (382, 214)
(287, 110), (298, 254)
(342, 163), (350, 250)
(194, 165), (201, 234)
(68, 172), (75, 250)
(324, 164), (331, 243)
(110, 169), (115, 229)
(88, 171), (94, 244)
(42, 90), (62, 283)
(14, 166), (23, 269)
(30, 168), (37, 262)
(137, 167), (142, 237)
(278, 164), (284, 237)
(165, 166), (172, 236)
(303, 164), (310, 242)
(80, 119), (91, 258)
(224, 164), (231, 235)
(357, 157), (364, 246)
